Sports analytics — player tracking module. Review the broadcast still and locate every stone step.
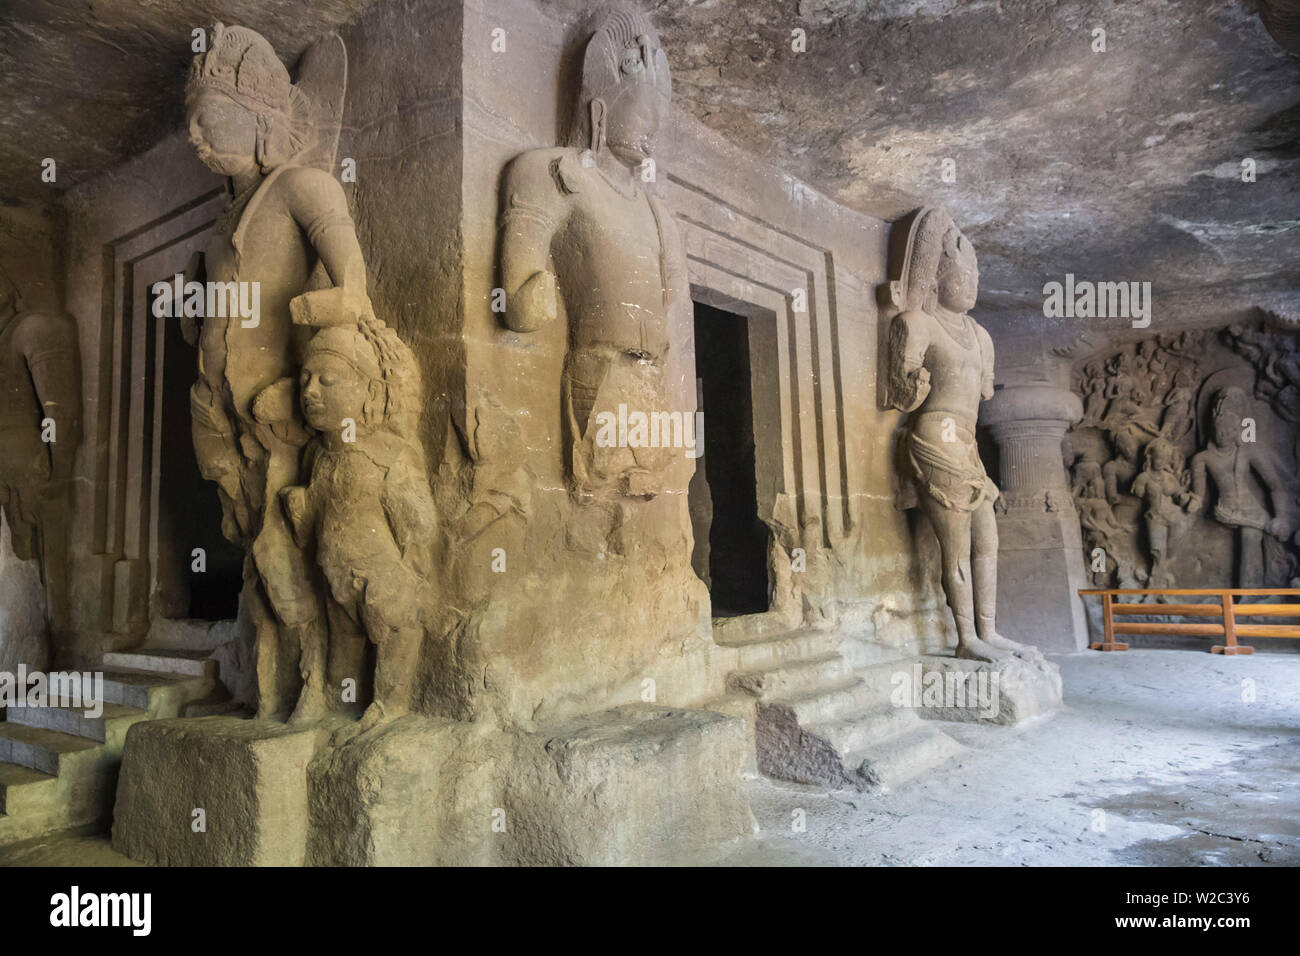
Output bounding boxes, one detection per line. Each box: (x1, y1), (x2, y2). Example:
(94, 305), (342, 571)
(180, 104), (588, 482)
(777, 678), (879, 726)
(6, 702), (146, 744)
(715, 629), (841, 672)
(0, 761), (59, 816)
(804, 706), (917, 757)
(100, 668), (215, 714)
(848, 724), (962, 791)
(0, 722), (101, 776)
(104, 648), (217, 678)
(728, 653), (856, 700)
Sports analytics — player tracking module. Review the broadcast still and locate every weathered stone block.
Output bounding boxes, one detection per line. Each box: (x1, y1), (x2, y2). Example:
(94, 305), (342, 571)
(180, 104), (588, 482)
(307, 705), (757, 866)
(111, 716), (330, 866)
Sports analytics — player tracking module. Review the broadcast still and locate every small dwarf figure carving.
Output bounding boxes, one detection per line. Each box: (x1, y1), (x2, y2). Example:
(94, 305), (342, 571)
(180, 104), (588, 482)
(280, 290), (435, 727)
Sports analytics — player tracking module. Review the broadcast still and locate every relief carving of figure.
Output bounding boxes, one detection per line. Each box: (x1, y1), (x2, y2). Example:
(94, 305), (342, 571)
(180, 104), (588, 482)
(281, 291), (435, 728)
(1130, 436), (1191, 587)
(0, 264), (82, 636)
(497, 6), (686, 498)
(185, 24), (373, 719)
(1186, 386), (1292, 586)
(886, 206), (1039, 663)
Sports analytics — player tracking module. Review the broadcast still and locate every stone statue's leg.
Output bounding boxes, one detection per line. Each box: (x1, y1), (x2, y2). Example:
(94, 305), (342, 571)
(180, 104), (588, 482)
(246, 569), (290, 721)
(190, 381), (250, 543)
(288, 617), (329, 724)
(1239, 527), (1263, 587)
(918, 493), (1009, 662)
(972, 499), (1042, 660)
(326, 602), (368, 717)
(360, 624), (420, 730)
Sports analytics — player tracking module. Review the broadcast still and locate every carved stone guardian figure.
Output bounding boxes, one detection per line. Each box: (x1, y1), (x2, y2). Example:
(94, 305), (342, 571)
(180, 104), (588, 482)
(0, 264), (82, 641)
(185, 24), (373, 719)
(885, 206), (1039, 662)
(497, 6), (685, 498)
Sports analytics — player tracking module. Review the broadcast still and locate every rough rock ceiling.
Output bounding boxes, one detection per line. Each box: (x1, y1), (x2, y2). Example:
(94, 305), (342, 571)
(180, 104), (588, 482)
(3, 0), (1297, 329)
(0, 0), (381, 204)
(645, 0), (1300, 327)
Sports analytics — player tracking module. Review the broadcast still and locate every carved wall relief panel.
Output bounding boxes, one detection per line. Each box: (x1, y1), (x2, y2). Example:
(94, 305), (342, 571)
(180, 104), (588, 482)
(1065, 322), (1300, 590)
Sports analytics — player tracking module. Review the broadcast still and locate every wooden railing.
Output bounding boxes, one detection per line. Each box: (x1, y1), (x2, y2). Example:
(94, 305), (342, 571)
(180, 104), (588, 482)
(1077, 589), (1300, 655)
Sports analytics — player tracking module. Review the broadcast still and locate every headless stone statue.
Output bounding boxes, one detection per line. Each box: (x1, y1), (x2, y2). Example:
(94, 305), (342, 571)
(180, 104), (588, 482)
(0, 264), (82, 639)
(185, 24), (373, 720)
(498, 6), (686, 498)
(1187, 387), (1291, 586)
(886, 206), (1039, 663)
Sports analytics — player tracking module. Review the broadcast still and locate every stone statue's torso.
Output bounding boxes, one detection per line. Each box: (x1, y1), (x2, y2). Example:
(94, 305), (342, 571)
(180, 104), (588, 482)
(553, 162), (674, 361)
(200, 167), (315, 419)
(0, 315), (56, 483)
(915, 312), (986, 421)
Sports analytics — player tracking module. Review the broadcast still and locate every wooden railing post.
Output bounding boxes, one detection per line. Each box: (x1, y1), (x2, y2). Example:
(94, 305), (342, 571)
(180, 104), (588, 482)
(1213, 590), (1254, 655)
(1089, 591), (1129, 651)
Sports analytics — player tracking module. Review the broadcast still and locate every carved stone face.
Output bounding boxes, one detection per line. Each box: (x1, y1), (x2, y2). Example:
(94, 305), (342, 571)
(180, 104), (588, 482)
(301, 352), (368, 434)
(187, 91), (258, 177)
(600, 40), (669, 166)
(936, 230), (979, 313)
(1212, 408), (1240, 448)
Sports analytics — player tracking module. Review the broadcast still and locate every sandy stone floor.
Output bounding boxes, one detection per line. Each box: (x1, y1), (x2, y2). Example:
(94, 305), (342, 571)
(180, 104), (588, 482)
(742, 648), (1300, 866)
(3, 648), (1296, 867)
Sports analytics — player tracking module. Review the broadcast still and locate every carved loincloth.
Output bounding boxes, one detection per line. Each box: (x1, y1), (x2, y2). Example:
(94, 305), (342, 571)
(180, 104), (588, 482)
(1214, 502), (1271, 533)
(899, 428), (999, 513)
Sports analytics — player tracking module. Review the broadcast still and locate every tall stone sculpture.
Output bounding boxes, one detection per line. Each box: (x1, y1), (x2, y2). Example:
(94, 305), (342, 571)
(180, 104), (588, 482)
(497, 6), (685, 498)
(1187, 386), (1291, 586)
(885, 206), (1038, 662)
(281, 290), (435, 728)
(185, 24), (373, 720)
(0, 263), (81, 641)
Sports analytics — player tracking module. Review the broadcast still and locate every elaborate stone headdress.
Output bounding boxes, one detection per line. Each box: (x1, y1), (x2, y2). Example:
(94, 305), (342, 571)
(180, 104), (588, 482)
(885, 206), (960, 313)
(186, 23), (311, 172)
(566, 5), (672, 151)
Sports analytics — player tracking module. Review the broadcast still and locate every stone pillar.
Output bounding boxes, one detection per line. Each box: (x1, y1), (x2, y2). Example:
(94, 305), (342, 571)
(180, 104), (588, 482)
(981, 385), (1088, 652)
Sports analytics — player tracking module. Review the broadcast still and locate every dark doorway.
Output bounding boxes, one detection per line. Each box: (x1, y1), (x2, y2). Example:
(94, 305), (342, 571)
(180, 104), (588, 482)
(152, 281), (243, 620)
(692, 301), (769, 616)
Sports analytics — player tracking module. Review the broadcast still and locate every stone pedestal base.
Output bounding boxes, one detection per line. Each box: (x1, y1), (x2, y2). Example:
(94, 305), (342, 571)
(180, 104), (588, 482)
(111, 716), (333, 866)
(914, 655), (1062, 726)
(112, 704), (756, 866)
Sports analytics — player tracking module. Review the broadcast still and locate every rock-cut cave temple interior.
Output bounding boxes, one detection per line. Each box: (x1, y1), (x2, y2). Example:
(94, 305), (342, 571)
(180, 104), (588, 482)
(0, 0), (1297, 876)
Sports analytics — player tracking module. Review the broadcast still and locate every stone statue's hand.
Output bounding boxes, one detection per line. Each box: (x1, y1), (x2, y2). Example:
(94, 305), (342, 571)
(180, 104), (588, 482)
(180, 314), (200, 347)
(280, 486), (311, 545)
(253, 378), (298, 426)
(1266, 516), (1289, 539)
(1183, 493), (1201, 513)
(506, 270), (557, 333)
